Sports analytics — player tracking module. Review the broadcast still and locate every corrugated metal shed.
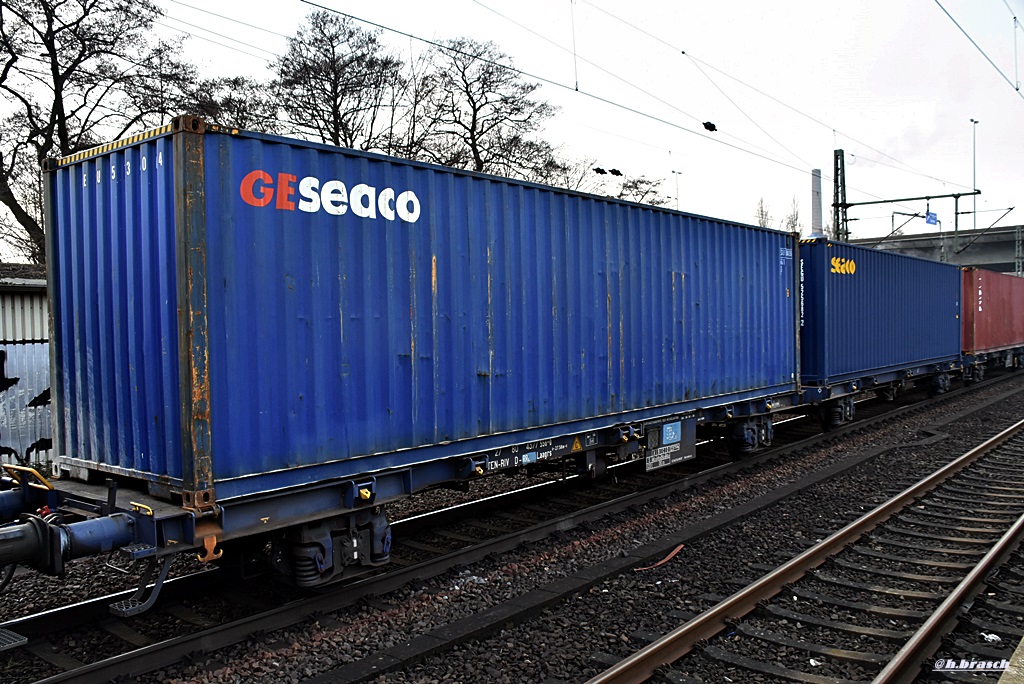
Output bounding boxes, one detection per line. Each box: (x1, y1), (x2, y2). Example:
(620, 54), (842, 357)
(0, 342), (51, 467)
(0, 281), (48, 343)
(0, 265), (51, 467)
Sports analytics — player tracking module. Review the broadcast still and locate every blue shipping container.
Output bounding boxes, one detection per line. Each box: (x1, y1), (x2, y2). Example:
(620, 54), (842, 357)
(799, 238), (961, 386)
(46, 118), (798, 503)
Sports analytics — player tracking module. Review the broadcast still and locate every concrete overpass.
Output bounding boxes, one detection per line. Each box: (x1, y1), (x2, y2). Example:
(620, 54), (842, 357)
(849, 225), (1023, 274)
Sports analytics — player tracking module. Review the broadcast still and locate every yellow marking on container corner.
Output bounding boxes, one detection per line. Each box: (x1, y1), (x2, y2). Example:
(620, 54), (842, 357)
(207, 125), (240, 135)
(572, 437), (582, 451)
(359, 488), (372, 500)
(56, 124), (172, 166)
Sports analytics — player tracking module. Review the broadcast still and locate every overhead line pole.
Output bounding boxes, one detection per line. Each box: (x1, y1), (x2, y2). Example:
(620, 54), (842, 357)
(832, 170), (980, 248)
(833, 150), (847, 240)
(838, 190), (981, 208)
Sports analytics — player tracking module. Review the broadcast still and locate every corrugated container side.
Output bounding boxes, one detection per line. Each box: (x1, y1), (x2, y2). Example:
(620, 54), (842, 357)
(49, 124), (798, 498)
(800, 239), (961, 385)
(47, 131), (184, 480)
(202, 131), (797, 485)
(962, 267), (1024, 353)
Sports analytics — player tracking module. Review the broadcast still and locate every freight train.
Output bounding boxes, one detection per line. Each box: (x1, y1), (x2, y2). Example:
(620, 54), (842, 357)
(0, 117), (1020, 616)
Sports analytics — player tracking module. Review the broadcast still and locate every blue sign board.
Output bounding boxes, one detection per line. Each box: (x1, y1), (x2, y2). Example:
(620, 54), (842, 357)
(926, 212), (938, 225)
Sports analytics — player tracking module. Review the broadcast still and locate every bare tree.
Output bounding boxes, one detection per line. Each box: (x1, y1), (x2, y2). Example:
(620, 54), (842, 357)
(420, 38), (557, 177)
(0, 0), (192, 262)
(274, 12), (402, 151)
(379, 49), (441, 160)
(783, 196), (800, 232)
(531, 155), (609, 194)
(0, 116), (43, 260)
(615, 175), (669, 206)
(183, 76), (280, 134)
(755, 198), (773, 228)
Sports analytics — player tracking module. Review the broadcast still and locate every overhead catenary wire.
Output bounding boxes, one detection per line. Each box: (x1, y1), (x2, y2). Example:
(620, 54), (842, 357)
(475, 0), (802, 165)
(955, 208), (1016, 253)
(569, 0), (580, 91)
(293, 0), (909, 214)
(935, 0), (1024, 100)
(568, 0), (812, 170)
(1000, 0), (1024, 89)
(160, 0), (818, 172)
(578, 0), (975, 190)
(478, 0), (811, 170)
(149, 0), (921, 214)
(156, 0), (973, 215)
(469, 0), (791, 162)
(154, 21), (273, 63)
(164, 2), (707, 158)
(685, 57), (813, 170)
(473, 0), (895, 202)
(161, 15), (280, 58)
(166, 0), (291, 39)
(298, 0), (817, 179)
(1002, 0), (1024, 27)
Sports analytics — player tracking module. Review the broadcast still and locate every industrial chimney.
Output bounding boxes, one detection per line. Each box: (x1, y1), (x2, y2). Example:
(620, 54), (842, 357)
(810, 169), (824, 237)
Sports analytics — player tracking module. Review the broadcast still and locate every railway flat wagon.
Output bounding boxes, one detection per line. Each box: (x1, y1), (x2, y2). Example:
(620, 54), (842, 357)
(798, 238), (961, 426)
(0, 117), (798, 608)
(961, 267), (1024, 380)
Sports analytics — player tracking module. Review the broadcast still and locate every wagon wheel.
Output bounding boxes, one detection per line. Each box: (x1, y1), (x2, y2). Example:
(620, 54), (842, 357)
(0, 564), (14, 593)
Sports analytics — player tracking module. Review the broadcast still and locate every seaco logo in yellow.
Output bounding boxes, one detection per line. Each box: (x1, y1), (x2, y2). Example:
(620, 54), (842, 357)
(830, 256), (856, 275)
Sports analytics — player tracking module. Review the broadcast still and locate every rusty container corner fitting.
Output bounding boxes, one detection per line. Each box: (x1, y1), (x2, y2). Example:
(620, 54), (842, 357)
(45, 119), (800, 502)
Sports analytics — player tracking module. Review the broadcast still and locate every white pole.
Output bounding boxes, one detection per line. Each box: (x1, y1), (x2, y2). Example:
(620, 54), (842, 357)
(970, 118), (978, 232)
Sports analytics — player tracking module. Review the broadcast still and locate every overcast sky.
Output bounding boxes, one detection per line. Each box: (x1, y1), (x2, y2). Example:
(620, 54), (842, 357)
(157, 0), (1024, 239)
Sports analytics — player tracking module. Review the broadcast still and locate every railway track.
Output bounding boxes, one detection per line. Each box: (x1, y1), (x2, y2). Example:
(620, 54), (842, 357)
(934, 543), (1024, 679)
(587, 414), (1024, 684)
(0, 375), (1017, 684)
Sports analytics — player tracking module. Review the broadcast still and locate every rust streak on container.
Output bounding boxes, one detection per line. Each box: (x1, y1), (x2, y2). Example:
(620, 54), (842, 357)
(431, 255), (438, 296)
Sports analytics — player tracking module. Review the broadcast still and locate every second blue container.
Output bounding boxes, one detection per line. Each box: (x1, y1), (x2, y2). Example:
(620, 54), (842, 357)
(799, 238), (961, 387)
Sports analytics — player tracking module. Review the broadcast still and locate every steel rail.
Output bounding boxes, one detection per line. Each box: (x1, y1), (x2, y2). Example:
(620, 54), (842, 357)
(585, 416), (1024, 684)
(872, 506), (1024, 683)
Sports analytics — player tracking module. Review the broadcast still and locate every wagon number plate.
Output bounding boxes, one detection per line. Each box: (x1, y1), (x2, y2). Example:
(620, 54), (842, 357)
(645, 419), (695, 471)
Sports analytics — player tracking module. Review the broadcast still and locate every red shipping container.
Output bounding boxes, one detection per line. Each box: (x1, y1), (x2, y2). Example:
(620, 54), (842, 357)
(961, 267), (1024, 354)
